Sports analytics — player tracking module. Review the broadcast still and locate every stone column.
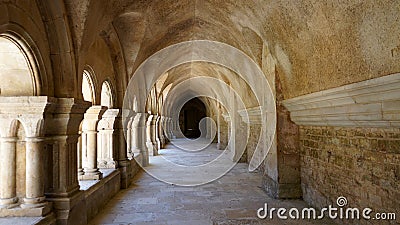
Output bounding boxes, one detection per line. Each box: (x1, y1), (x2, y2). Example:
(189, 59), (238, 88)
(153, 115), (161, 152)
(147, 115), (160, 156)
(0, 137), (18, 208)
(126, 117), (134, 159)
(44, 98), (91, 224)
(146, 114), (155, 156)
(97, 109), (120, 169)
(117, 109), (132, 188)
(21, 137), (47, 208)
(77, 130), (84, 176)
(81, 106), (106, 180)
(219, 114), (229, 150)
(131, 113), (148, 166)
(158, 116), (166, 148)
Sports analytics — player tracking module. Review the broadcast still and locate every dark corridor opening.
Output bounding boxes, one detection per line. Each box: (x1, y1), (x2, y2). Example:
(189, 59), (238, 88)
(179, 98), (207, 139)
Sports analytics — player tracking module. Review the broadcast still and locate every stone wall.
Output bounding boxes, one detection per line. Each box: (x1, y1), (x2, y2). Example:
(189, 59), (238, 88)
(262, 74), (301, 199)
(300, 126), (400, 224)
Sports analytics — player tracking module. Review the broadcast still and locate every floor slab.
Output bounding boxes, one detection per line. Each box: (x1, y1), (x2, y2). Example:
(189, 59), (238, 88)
(89, 139), (337, 225)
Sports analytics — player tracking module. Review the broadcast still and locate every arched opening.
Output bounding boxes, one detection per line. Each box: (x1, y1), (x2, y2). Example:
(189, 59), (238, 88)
(0, 35), (36, 96)
(82, 69), (96, 104)
(101, 81), (113, 108)
(179, 98), (207, 139)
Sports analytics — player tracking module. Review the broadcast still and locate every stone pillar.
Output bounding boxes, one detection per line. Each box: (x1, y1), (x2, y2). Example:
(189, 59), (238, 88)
(146, 114), (155, 156)
(131, 113), (148, 166)
(146, 115), (160, 156)
(126, 116), (134, 159)
(153, 115), (161, 151)
(117, 109), (132, 188)
(81, 106), (107, 180)
(21, 137), (47, 208)
(262, 75), (301, 199)
(0, 137), (18, 208)
(97, 109), (120, 169)
(221, 114), (231, 150)
(77, 130), (84, 176)
(44, 98), (91, 224)
(158, 116), (164, 147)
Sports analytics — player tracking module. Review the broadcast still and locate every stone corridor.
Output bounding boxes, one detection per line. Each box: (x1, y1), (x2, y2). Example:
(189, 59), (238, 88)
(89, 140), (336, 225)
(0, 1), (399, 224)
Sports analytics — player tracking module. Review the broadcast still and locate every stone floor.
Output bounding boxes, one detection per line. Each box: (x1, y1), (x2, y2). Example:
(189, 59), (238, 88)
(89, 139), (337, 225)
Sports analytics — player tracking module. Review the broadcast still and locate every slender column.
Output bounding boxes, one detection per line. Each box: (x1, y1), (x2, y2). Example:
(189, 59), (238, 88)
(158, 116), (165, 147)
(118, 109), (132, 188)
(146, 114), (155, 156)
(152, 115), (161, 153)
(81, 106), (106, 180)
(77, 131), (84, 176)
(97, 109), (119, 169)
(21, 137), (47, 208)
(126, 117), (134, 159)
(84, 130), (102, 178)
(0, 137), (18, 208)
(132, 113), (148, 166)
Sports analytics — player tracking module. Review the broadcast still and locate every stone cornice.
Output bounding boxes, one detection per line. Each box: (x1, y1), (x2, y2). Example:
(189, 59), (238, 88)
(282, 73), (400, 127)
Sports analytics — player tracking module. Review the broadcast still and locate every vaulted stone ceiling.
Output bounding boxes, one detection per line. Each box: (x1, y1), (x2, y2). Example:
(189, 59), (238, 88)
(65, 0), (400, 99)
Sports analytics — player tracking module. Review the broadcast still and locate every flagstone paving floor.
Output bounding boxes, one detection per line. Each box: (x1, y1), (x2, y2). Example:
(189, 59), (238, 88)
(89, 140), (337, 225)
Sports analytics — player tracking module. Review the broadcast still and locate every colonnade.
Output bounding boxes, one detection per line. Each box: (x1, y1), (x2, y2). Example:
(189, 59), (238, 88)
(0, 97), (177, 217)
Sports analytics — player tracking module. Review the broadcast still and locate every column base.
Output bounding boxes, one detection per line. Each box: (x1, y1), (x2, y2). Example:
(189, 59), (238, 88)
(98, 159), (117, 169)
(21, 196), (47, 209)
(0, 202), (52, 217)
(78, 169), (103, 180)
(0, 197), (18, 209)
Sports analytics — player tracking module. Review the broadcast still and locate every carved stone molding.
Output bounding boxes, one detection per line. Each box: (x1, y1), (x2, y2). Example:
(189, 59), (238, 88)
(282, 73), (400, 127)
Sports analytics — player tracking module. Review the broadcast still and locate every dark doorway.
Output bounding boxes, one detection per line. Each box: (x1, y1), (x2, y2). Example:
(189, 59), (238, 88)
(179, 98), (207, 139)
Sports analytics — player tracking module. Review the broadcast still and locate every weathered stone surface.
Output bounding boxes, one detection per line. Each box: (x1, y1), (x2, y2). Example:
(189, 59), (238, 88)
(300, 126), (400, 224)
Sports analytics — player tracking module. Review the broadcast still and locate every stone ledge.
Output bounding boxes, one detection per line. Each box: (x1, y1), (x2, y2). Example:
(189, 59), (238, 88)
(282, 73), (400, 127)
(0, 202), (52, 217)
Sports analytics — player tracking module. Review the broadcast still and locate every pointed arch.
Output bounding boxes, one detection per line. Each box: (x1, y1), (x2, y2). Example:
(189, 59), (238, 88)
(82, 66), (97, 104)
(101, 80), (114, 108)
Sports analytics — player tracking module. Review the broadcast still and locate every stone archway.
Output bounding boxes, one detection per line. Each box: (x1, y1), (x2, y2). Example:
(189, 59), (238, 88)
(0, 35), (37, 96)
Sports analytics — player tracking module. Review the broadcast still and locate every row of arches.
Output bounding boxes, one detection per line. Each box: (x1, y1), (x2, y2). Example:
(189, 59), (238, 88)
(82, 67), (115, 108)
(0, 33), (117, 108)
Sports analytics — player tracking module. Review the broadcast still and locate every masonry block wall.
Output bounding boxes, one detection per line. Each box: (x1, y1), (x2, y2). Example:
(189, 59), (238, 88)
(300, 126), (400, 224)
